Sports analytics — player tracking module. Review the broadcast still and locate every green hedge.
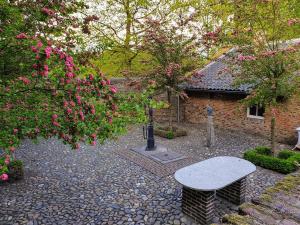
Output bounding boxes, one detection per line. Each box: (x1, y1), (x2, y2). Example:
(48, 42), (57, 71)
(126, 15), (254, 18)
(244, 147), (300, 174)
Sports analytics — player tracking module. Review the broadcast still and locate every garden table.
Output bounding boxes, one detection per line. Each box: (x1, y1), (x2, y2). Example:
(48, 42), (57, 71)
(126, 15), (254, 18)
(174, 156), (256, 225)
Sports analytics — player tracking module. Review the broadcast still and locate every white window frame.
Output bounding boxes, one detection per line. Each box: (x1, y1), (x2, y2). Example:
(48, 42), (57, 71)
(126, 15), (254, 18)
(247, 105), (264, 120)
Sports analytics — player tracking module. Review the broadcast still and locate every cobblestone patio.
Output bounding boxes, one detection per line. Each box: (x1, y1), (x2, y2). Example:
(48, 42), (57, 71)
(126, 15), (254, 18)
(0, 124), (288, 225)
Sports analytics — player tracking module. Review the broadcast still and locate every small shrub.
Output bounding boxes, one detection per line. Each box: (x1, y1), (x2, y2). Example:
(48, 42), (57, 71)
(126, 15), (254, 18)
(254, 146), (271, 156)
(8, 160), (24, 181)
(244, 148), (298, 174)
(278, 150), (297, 159)
(166, 131), (174, 139)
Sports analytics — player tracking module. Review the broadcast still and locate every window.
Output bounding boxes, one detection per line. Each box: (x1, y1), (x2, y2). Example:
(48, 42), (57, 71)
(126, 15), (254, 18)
(247, 105), (265, 119)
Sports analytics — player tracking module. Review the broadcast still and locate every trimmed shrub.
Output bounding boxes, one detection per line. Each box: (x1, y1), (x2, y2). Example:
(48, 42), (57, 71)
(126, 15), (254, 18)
(244, 147), (300, 174)
(166, 131), (175, 139)
(278, 150), (297, 159)
(8, 160), (24, 181)
(154, 126), (187, 139)
(254, 146), (271, 156)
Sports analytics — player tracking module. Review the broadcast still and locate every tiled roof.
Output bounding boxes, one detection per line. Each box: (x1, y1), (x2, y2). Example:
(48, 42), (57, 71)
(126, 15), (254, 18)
(184, 50), (250, 93)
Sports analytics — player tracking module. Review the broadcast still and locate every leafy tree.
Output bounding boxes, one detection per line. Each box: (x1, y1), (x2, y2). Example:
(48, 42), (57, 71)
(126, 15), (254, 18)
(0, 1), (148, 180)
(222, 0), (300, 153)
(140, 18), (202, 129)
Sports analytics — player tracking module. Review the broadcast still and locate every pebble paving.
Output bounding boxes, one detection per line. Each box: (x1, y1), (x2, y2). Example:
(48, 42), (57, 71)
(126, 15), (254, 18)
(0, 124), (288, 225)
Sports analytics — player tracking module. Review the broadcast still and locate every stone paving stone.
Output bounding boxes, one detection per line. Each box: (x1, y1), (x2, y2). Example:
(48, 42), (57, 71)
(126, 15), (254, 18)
(0, 124), (289, 225)
(217, 172), (300, 225)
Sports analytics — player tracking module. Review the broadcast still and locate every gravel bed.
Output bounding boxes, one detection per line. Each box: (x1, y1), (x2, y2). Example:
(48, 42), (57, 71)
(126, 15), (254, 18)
(0, 123), (287, 225)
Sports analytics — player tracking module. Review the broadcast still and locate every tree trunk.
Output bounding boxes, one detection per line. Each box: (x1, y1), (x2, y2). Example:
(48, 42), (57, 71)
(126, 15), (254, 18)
(167, 90), (172, 130)
(271, 116), (276, 155)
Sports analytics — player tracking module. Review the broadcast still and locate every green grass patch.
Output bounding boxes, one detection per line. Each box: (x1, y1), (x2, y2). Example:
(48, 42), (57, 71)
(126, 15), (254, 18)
(244, 147), (300, 174)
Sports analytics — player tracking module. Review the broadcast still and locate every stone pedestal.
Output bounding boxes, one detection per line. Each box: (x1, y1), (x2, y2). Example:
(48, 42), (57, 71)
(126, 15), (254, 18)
(216, 178), (247, 205)
(296, 127), (300, 146)
(182, 187), (215, 225)
(207, 115), (215, 147)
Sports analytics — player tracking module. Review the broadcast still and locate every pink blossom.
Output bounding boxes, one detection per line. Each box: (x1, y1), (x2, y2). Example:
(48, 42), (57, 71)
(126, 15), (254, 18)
(37, 41), (43, 48)
(110, 86), (117, 94)
(31, 46), (38, 53)
(76, 95), (81, 104)
(0, 174), (8, 181)
(13, 128), (18, 134)
(66, 108), (72, 115)
(52, 121), (60, 127)
(42, 7), (55, 16)
(18, 77), (30, 85)
(9, 147), (16, 152)
(79, 111), (85, 121)
(16, 33), (28, 39)
(237, 54), (257, 61)
(88, 74), (94, 81)
(45, 46), (52, 59)
(91, 133), (96, 139)
(63, 101), (69, 108)
(107, 80), (111, 85)
(52, 114), (58, 120)
(91, 108), (96, 114)
(92, 141), (96, 146)
(44, 65), (49, 71)
(101, 80), (106, 86)
(4, 156), (10, 165)
(70, 101), (76, 107)
(66, 72), (74, 79)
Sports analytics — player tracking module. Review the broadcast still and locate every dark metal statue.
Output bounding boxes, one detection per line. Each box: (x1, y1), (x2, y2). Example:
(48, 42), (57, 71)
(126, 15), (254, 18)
(143, 96), (156, 151)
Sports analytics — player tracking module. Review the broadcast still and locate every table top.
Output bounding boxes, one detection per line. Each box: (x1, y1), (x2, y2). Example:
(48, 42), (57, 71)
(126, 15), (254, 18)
(174, 156), (256, 191)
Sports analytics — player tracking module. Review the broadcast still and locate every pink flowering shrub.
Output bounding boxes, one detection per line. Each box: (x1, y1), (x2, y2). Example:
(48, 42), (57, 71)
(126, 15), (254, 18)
(0, 35), (148, 179)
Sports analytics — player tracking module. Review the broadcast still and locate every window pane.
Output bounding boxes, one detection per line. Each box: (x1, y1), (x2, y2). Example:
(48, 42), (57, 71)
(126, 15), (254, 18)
(257, 106), (265, 117)
(249, 106), (257, 116)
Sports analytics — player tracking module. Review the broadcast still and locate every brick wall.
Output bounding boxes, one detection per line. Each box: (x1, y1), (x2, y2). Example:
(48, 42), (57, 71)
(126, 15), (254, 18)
(182, 91), (300, 144)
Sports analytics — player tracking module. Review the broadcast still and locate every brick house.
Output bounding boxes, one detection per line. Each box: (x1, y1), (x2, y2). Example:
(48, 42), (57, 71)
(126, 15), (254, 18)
(156, 52), (300, 144)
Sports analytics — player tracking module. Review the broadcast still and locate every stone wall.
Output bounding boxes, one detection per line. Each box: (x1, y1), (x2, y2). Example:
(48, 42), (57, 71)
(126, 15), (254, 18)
(182, 91), (300, 144)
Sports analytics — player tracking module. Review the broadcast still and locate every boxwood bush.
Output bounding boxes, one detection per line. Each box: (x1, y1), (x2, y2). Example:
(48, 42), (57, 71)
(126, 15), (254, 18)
(244, 147), (300, 174)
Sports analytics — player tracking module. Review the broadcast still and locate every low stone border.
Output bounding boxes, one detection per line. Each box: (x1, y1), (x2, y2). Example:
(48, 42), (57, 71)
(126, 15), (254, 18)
(113, 148), (198, 177)
(214, 171), (300, 225)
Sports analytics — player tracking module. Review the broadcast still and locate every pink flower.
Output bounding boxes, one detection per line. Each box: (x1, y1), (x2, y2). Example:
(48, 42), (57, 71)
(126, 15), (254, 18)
(19, 77), (30, 85)
(237, 54), (256, 61)
(44, 65), (49, 71)
(52, 121), (60, 127)
(0, 174), (8, 181)
(79, 111), (85, 121)
(37, 41), (43, 48)
(70, 101), (76, 107)
(31, 46), (38, 53)
(91, 108), (95, 114)
(63, 101), (69, 108)
(66, 72), (74, 79)
(91, 133), (96, 139)
(76, 95), (81, 104)
(45, 46), (52, 59)
(89, 74), (94, 81)
(107, 80), (111, 85)
(9, 147), (16, 152)
(4, 156), (10, 165)
(110, 86), (117, 94)
(66, 108), (72, 115)
(42, 7), (55, 16)
(101, 80), (106, 86)
(52, 114), (58, 120)
(92, 141), (96, 146)
(16, 33), (27, 39)
(13, 128), (18, 134)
